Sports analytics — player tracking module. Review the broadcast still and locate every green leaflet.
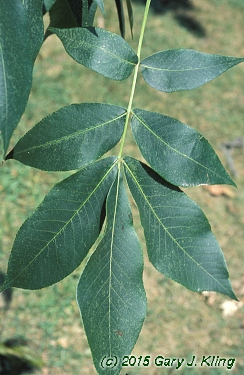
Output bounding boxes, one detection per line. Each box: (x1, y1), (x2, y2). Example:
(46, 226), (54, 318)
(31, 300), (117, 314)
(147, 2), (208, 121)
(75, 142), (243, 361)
(94, 0), (105, 15)
(115, 0), (125, 38)
(131, 108), (235, 187)
(124, 157), (237, 300)
(140, 49), (244, 92)
(23, 0), (44, 63)
(0, 0), (43, 157)
(0, 157), (118, 291)
(88, 2), (98, 26)
(77, 171), (146, 375)
(7, 103), (126, 171)
(50, 27), (138, 80)
(126, 0), (134, 37)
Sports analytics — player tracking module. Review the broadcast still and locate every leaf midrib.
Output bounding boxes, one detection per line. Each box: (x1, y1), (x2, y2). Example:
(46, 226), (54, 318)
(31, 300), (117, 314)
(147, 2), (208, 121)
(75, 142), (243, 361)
(14, 112), (127, 155)
(0, 45), (8, 145)
(140, 59), (241, 72)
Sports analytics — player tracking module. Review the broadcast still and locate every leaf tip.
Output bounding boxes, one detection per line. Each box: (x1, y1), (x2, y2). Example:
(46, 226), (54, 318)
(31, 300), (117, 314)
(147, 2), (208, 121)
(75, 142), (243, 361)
(5, 148), (14, 161)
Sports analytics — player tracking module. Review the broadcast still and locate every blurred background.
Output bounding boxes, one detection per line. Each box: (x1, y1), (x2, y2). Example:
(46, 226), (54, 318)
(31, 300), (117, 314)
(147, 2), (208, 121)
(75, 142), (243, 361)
(0, 0), (244, 374)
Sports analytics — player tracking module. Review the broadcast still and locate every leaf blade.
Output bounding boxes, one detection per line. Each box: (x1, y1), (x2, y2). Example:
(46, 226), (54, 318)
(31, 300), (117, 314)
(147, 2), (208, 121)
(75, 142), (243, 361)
(77, 171), (146, 375)
(1, 157), (118, 291)
(50, 27), (138, 80)
(23, 0), (44, 62)
(141, 49), (244, 92)
(7, 103), (126, 171)
(124, 157), (237, 300)
(131, 108), (235, 187)
(115, 0), (125, 38)
(0, 0), (43, 156)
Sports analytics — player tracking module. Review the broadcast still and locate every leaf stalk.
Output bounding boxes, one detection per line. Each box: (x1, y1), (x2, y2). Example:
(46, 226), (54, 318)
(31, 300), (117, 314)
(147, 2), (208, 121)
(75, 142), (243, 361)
(118, 0), (151, 159)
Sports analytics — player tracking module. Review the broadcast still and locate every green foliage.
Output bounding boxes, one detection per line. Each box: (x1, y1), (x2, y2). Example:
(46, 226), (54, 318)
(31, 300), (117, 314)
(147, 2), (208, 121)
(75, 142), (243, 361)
(0, 0), (243, 374)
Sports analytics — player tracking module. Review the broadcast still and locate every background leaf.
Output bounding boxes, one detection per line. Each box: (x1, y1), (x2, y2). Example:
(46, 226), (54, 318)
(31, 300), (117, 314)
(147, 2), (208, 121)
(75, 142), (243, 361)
(7, 103), (126, 171)
(66, 0), (84, 26)
(94, 0), (105, 15)
(23, 0), (44, 62)
(88, 2), (98, 26)
(77, 171), (146, 375)
(141, 49), (244, 92)
(43, 0), (57, 12)
(48, 0), (78, 30)
(126, 0), (134, 37)
(131, 108), (235, 187)
(66, 0), (96, 27)
(1, 157), (118, 291)
(0, 0), (43, 157)
(124, 157), (237, 300)
(115, 0), (125, 38)
(50, 27), (138, 80)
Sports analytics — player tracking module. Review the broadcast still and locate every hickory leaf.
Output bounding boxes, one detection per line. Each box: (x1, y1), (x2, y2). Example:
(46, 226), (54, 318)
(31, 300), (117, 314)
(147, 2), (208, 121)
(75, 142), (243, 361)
(77, 171), (146, 375)
(50, 27), (138, 80)
(1, 1), (242, 374)
(124, 157), (237, 300)
(140, 49), (244, 92)
(131, 108), (235, 187)
(1, 157), (117, 291)
(7, 103), (126, 171)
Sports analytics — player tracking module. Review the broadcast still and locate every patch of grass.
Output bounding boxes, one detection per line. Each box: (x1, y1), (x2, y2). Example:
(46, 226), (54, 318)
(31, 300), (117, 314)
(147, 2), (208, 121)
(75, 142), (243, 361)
(1, 1), (244, 374)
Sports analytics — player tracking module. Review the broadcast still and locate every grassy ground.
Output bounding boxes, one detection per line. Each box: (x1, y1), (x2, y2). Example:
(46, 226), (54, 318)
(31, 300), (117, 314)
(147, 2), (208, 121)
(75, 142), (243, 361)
(1, 0), (244, 374)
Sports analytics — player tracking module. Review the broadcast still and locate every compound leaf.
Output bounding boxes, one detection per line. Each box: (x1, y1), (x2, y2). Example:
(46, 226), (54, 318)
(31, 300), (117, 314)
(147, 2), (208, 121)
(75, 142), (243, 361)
(0, 157), (118, 291)
(131, 108), (235, 187)
(50, 27), (138, 80)
(77, 171), (146, 375)
(141, 49), (244, 92)
(124, 157), (237, 300)
(7, 103), (126, 171)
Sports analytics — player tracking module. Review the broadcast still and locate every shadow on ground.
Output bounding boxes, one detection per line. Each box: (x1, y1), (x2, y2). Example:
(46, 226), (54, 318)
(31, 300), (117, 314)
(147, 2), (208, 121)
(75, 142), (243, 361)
(132, 0), (206, 37)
